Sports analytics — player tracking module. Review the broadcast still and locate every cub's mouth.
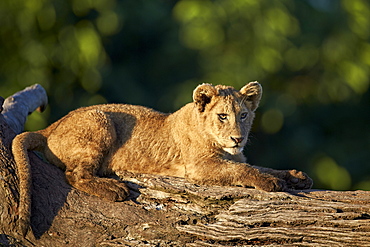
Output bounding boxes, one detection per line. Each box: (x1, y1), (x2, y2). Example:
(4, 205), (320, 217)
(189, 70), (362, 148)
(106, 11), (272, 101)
(223, 146), (244, 155)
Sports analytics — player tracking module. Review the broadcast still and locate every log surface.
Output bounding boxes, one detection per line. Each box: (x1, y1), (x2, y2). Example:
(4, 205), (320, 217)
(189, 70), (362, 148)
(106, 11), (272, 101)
(15, 163), (370, 246)
(0, 86), (370, 246)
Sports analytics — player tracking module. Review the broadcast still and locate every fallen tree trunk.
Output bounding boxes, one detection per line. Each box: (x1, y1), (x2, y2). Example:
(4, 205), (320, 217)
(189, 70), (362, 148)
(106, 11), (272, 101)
(0, 86), (369, 246)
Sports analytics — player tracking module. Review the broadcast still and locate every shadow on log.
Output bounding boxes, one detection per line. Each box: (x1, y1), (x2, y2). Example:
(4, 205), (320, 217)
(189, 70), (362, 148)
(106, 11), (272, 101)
(0, 86), (370, 246)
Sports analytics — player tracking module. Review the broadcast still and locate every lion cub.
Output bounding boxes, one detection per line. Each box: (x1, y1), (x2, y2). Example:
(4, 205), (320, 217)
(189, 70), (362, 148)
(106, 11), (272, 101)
(13, 82), (312, 235)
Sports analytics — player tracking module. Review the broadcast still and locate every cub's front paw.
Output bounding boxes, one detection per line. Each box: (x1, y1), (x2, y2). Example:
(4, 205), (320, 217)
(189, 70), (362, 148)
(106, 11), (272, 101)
(281, 170), (313, 190)
(253, 174), (287, 192)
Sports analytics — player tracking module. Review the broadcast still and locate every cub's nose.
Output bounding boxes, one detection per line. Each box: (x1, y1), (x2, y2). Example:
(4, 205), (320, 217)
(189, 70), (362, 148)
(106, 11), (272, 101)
(230, 136), (244, 144)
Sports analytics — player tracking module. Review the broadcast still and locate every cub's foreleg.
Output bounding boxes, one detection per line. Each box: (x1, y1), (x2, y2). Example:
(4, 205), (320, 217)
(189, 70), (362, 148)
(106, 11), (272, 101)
(185, 159), (286, 192)
(45, 109), (129, 201)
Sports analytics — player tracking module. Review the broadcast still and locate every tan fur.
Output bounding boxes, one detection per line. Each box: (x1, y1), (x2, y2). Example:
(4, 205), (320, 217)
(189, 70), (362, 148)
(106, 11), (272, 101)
(12, 82), (312, 236)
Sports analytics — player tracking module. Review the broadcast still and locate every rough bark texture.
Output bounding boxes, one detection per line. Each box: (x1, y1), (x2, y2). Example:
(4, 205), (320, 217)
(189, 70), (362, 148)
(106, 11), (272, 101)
(1, 86), (370, 246)
(0, 97), (23, 246)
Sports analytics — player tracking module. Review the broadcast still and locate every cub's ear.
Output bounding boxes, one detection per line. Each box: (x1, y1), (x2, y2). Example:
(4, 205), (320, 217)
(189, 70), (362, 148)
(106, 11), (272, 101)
(240, 81), (263, 111)
(193, 83), (217, 112)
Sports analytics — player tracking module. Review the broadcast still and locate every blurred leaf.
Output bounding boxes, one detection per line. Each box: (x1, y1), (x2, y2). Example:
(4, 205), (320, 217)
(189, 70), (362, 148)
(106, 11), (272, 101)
(261, 108), (284, 134)
(314, 155), (352, 190)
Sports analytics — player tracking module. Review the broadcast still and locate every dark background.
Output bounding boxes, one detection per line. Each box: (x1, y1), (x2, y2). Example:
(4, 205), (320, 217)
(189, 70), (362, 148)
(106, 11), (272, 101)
(1, 0), (369, 190)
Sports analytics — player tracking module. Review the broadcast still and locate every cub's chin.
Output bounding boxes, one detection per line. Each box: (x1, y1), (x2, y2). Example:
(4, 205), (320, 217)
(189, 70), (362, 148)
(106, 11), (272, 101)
(223, 146), (244, 155)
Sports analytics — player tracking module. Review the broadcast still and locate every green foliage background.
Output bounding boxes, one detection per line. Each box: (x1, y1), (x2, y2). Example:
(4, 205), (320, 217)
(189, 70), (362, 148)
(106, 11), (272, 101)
(1, 0), (369, 190)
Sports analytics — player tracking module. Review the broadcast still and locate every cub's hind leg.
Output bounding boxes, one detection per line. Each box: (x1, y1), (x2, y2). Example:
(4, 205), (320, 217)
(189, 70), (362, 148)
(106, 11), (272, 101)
(45, 109), (130, 201)
(65, 163), (129, 201)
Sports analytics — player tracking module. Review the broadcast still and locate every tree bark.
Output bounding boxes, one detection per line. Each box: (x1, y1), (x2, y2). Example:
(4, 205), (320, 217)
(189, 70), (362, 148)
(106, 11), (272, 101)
(0, 97), (23, 245)
(1, 86), (369, 246)
(2, 84), (47, 135)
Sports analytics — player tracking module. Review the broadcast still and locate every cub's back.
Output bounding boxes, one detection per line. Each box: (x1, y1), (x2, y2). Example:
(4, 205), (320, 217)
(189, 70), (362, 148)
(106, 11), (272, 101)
(71, 103), (167, 120)
(45, 103), (168, 134)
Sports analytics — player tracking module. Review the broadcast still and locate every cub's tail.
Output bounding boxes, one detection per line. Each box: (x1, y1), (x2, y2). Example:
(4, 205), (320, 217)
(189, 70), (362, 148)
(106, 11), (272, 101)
(12, 131), (47, 237)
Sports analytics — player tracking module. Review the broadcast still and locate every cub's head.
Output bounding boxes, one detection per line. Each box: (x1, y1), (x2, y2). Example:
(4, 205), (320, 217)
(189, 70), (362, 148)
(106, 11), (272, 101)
(193, 81), (262, 155)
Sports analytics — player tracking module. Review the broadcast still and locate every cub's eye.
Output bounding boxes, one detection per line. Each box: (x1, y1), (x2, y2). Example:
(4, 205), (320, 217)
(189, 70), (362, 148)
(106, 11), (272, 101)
(218, 114), (228, 121)
(240, 112), (248, 120)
